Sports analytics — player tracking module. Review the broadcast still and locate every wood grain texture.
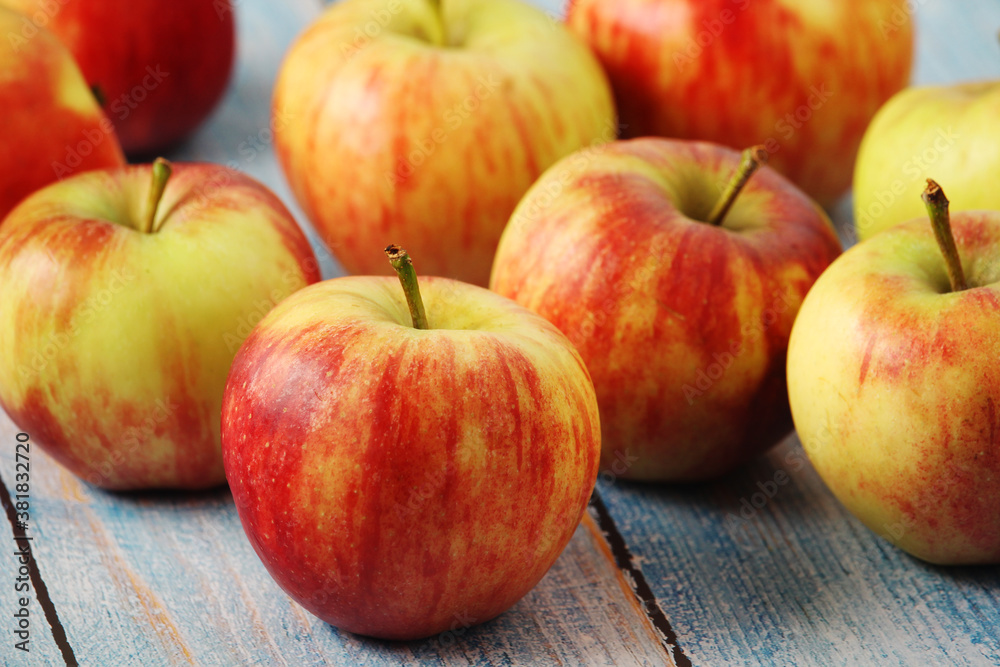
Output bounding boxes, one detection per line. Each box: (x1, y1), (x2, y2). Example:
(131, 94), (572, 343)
(597, 436), (1000, 666)
(2, 0), (1000, 665)
(0, 410), (670, 666)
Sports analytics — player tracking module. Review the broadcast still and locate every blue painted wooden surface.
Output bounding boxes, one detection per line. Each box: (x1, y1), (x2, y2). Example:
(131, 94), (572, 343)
(3, 0), (1000, 665)
(0, 429), (668, 665)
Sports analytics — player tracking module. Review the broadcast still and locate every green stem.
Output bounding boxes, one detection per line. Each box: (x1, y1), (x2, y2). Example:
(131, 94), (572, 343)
(427, 0), (445, 45)
(141, 157), (172, 234)
(385, 244), (429, 330)
(921, 179), (968, 292)
(707, 145), (769, 226)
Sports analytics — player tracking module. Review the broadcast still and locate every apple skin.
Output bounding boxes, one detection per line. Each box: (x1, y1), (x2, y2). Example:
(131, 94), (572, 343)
(854, 82), (1000, 241)
(273, 0), (616, 286)
(566, 0), (913, 206)
(221, 276), (601, 639)
(0, 163), (320, 490)
(787, 211), (1000, 565)
(0, 0), (236, 155)
(0, 7), (124, 221)
(490, 138), (842, 481)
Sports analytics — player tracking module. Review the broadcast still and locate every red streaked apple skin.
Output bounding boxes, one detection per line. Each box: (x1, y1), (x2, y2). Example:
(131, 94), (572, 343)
(273, 0), (616, 286)
(221, 277), (601, 640)
(0, 163), (320, 490)
(1, 0), (235, 154)
(491, 138), (841, 481)
(0, 7), (124, 221)
(788, 212), (1000, 565)
(566, 0), (913, 206)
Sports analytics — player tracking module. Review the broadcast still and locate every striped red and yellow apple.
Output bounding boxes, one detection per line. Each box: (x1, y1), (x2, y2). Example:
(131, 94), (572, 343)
(491, 138), (842, 481)
(0, 6), (124, 222)
(788, 183), (1000, 565)
(0, 161), (320, 490)
(221, 248), (601, 639)
(1, 0), (236, 154)
(273, 0), (616, 286)
(854, 80), (1000, 240)
(566, 0), (914, 206)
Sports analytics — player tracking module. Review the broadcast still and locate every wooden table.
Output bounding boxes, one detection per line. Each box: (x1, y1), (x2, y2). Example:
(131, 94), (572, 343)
(3, 1), (1000, 665)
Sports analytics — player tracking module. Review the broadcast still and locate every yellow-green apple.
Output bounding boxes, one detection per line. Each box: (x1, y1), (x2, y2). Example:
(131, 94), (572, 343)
(0, 0), (236, 155)
(788, 181), (1000, 565)
(0, 160), (320, 490)
(566, 0), (913, 206)
(221, 246), (600, 639)
(273, 0), (616, 286)
(490, 138), (842, 481)
(0, 6), (124, 221)
(854, 82), (998, 240)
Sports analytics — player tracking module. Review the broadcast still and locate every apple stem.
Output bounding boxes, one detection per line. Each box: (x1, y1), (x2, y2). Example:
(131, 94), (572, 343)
(386, 245), (429, 330)
(707, 145), (769, 226)
(921, 179), (968, 293)
(427, 0), (444, 43)
(141, 157), (173, 235)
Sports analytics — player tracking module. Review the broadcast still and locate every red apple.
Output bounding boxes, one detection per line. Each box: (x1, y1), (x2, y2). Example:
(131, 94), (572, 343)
(491, 138), (842, 481)
(0, 160), (320, 490)
(0, 6), (124, 221)
(221, 247), (601, 639)
(273, 0), (616, 286)
(566, 0), (914, 206)
(1, 0), (236, 154)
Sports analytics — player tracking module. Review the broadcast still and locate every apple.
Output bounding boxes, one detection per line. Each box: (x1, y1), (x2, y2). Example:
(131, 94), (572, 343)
(853, 81), (1000, 241)
(273, 0), (616, 286)
(566, 0), (914, 206)
(1, 0), (236, 155)
(0, 6), (124, 221)
(0, 159), (320, 490)
(490, 138), (842, 481)
(788, 181), (1000, 565)
(221, 246), (601, 639)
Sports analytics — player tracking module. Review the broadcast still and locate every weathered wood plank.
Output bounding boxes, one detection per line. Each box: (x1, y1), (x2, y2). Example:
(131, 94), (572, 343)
(4, 0), (1000, 665)
(597, 436), (1000, 666)
(0, 452), (66, 665)
(593, 6), (1000, 666)
(0, 409), (670, 666)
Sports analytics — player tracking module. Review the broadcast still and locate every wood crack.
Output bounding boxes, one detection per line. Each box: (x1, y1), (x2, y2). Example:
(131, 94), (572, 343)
(0, 468), (78, 665)
(586, 490), (692, 667)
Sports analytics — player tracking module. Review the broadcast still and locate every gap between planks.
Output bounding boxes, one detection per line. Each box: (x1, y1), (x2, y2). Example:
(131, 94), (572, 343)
(585, 491), (691, 667)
